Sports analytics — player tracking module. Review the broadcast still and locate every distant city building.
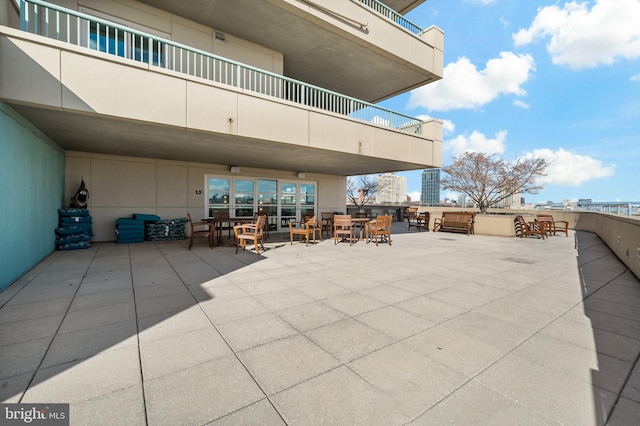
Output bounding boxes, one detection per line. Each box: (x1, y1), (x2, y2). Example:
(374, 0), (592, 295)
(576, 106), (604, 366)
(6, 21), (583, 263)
(375, 173), (407, 204)
(496, 185), (522, 209)
(421, 168), (440, 206)
(457, 194), (467, 208)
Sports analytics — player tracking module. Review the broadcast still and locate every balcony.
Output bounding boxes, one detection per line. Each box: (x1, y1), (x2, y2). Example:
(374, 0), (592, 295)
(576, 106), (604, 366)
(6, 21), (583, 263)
(0, 0), (443, 175)
(135, 0), (444, 102)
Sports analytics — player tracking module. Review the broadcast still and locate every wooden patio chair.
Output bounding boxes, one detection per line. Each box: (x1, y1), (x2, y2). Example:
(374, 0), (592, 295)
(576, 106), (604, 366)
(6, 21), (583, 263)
(536, 214), (569, 237)
(321, 212), (333, 238)
(289, 215), (321, 246)
(333, 214), (354, 245)
(514, 215), (546, 239)
(405, 207), (419, 229)
(366, 214), (392, 246)
(254, 212), (269, 240)
(187, 213), (212, 250)
(233, 215), (266, 254)
(215, 210), (232, 240)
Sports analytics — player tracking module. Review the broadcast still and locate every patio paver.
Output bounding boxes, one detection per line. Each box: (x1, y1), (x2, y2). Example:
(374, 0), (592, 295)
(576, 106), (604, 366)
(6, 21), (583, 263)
(1, 227), (639, 425)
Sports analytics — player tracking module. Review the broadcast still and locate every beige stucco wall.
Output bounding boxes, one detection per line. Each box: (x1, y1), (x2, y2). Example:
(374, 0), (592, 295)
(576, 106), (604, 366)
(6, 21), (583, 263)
(0, 0), (19, 28)
(0, 27), (437, 166)
(298, 0), (443, 77)
(65, 151), (346, 241)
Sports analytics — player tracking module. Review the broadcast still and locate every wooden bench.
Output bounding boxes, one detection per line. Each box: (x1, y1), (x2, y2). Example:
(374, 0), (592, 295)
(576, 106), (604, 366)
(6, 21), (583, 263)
(433, 212), (476, 235)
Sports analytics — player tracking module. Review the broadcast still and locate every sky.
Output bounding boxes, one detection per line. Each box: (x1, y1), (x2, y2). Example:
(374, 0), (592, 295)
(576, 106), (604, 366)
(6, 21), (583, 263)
(378, 0), (640, 204)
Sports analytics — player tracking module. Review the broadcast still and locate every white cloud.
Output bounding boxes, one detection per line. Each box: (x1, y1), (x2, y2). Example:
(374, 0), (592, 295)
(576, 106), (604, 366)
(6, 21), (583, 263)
(445, 130), (507, 156)
(513, 99), (530, 109)
(499, 15), (510, 29)
(631, 74), (640, 82)
(408, 52), (535, 111)
(465, 0), (496, 4)
(442, 119), (456, 135)
(524, 148), (615, 186)
(416, 115), (455, 135)
(513, 0), (640, 70)
(408, 191), (421, 202)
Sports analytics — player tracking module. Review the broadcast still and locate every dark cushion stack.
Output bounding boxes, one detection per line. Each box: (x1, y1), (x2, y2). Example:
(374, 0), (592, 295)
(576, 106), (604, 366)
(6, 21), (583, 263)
(56, 208), (93, 250)
(145, 218), (188, 241)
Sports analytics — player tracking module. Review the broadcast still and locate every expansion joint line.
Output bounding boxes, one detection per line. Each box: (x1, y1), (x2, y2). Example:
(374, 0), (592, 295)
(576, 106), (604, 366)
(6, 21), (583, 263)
(17, 243), (100, 404)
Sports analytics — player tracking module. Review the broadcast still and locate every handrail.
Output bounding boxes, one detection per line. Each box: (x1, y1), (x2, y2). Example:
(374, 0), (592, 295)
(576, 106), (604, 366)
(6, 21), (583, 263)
(353, 0), (423, 35)
(19, 0), (423, 135)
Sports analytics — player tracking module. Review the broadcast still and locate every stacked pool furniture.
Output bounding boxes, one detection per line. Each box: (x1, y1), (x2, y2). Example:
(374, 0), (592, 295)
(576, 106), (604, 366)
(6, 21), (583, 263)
(116, 214), (188, 243)
(56, 208), (93, 250)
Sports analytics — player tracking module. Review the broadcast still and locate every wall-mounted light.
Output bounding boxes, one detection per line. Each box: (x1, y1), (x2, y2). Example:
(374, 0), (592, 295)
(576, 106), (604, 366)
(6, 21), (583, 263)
(230, 166), (240, 174)
(296, 172), (305, 179)
(215, 31), (225, 43)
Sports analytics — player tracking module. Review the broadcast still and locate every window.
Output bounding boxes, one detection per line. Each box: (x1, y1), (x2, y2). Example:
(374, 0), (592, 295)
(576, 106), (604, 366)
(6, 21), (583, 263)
(234, 179), (254, 217)
(300, 183), (316, 218)
(205, 176), (316, 231)
(81, 8), (168, 66)
(208, 178), (230, 217)
(280, 183), (297, 227)
(257, 179), (278, 231)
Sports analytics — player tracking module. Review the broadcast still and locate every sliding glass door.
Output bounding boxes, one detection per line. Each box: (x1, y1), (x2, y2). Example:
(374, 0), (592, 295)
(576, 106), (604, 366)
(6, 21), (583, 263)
(205, 176), (316, 231)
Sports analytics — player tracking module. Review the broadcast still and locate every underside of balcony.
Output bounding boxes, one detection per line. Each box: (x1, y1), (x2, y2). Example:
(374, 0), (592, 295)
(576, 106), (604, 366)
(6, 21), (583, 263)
(0, 27), (442, 176)
(137, 0), (443, 102)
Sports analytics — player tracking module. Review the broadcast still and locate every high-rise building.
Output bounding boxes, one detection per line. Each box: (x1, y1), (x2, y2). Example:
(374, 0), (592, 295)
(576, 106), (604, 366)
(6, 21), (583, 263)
(1, 0), (444, 288)
(496, 186), (522, 209)
(421, 168), (441, 206)
(376, 173), (407, 204)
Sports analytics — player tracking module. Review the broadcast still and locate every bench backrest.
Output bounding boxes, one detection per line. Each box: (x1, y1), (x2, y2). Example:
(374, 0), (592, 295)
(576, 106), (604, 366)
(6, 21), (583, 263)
(441, 212), (475, 224)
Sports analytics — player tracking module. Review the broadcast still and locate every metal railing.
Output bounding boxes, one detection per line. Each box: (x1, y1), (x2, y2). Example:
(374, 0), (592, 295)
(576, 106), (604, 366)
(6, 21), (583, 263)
(354, 0), (423, 35)
(19, 0), (423, 135)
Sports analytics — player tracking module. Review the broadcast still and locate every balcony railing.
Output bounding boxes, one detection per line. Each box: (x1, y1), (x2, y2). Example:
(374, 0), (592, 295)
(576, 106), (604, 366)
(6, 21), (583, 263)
(354, 0), (423, 35)
(19, 0), (423, 135)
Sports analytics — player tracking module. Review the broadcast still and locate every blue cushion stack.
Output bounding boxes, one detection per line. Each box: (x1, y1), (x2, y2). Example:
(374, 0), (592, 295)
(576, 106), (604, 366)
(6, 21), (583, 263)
(56, 208), (93, 250)
(116, 217), (145, 244)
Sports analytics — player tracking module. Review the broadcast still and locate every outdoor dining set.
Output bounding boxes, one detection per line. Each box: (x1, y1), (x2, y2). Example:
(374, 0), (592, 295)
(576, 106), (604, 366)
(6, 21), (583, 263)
(186, 212), (393, 254)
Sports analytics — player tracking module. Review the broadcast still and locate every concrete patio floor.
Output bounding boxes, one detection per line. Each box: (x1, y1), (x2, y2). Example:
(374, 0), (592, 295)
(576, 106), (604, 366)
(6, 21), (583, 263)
(1, 225), (640, 425)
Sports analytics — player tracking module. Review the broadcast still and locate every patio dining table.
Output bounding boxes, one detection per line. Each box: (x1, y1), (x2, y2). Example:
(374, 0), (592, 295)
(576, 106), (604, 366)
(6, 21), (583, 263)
(350, 217), (371, 241)
(203, 216), (255, 246)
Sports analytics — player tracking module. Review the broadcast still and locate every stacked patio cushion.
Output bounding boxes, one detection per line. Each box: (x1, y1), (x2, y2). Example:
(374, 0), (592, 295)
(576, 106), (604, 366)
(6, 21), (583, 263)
(145, 217), (188, 241)
(56, 208), (93, 250)
(115, 214), (187, 243)
(116, 216), (147, 244)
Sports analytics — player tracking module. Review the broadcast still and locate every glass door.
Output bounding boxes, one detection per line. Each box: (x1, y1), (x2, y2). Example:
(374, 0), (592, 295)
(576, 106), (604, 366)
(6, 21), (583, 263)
(257, 179), (278, 231)
(207, 178), (230, 218)
(234, 179), (255, 217)
(300, 183), (316, 219)
(280, 182), (297, 229)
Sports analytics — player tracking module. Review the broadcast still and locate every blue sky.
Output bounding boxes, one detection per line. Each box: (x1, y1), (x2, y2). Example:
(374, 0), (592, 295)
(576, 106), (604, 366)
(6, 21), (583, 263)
(379, 0), (640, 204)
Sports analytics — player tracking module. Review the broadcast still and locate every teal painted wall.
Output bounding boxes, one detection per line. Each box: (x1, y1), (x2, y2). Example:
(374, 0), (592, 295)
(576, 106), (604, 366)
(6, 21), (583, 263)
(0, 102), (64, 290)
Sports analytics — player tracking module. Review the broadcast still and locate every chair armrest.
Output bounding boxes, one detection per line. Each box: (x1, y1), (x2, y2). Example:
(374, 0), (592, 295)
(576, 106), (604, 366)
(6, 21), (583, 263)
(235, 223), (257, 232)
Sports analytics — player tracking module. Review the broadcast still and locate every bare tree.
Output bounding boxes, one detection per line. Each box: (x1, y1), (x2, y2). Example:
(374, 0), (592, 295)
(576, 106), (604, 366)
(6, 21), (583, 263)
(347, 175), (385, 208)
(441, 152), (548, 214)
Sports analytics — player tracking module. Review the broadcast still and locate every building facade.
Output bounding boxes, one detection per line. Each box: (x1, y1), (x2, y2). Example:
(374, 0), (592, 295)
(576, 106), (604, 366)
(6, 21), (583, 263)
(375, 173), (407, 204)
(0, 0), (444, 288)
(421, 168), (441, 206)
